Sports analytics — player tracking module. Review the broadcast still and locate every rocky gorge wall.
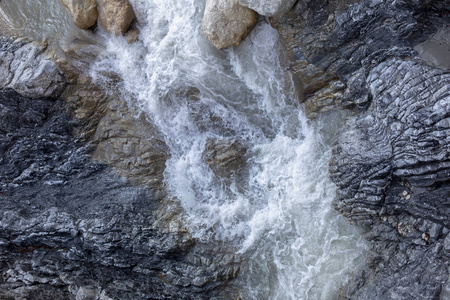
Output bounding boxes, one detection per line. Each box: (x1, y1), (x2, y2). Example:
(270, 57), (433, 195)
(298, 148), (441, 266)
(0, 19), (240, 300)
(270, 0), (450, 298)
(0, 0), (449, 299)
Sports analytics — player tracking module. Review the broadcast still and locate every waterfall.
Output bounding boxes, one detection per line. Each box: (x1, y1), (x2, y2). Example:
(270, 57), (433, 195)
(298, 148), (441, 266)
(91, 0), (368, 298)
(0, 0), (368, 298)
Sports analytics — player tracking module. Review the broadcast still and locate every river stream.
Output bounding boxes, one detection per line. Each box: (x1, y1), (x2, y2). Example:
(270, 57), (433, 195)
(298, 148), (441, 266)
(0, 0), (368, 298)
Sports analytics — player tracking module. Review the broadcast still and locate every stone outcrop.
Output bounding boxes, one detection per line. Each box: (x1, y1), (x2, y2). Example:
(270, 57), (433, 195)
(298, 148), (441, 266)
(60, 0), (98, 29)
(0, 37), (66, 99)
(0, 90), (239, 300)
(203, 0), (258, 49)
(333, 57), (450, 300)
(97, 0), (136, 35)
(238, 0), (296, 17)
(272, 0), (450, 298)
(203, 138), (247, 179)
(91, 96), (169, 187)
(0, 35), (242, 299)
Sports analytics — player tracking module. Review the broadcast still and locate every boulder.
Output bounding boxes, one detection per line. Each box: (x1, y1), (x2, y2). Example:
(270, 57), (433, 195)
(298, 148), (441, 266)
(203, 138), (247, 179)
(0, 37), (66, 99)
(60, 0), (98, 29)
(125, 28), (140, 43)
(203, 0), (258, 49)
(238, 0), (296, 17)
(98, 0), (135, 35)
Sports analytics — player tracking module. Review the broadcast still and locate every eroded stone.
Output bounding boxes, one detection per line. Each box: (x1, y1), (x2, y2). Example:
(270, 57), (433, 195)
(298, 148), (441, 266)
(61, 0), (98, 29)
(203, 0), (258, 49)
(98, 0), (135, 35)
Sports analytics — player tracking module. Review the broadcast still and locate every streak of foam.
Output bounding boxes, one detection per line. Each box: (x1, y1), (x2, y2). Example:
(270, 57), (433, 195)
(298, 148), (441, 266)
(89, 0), (368, 298)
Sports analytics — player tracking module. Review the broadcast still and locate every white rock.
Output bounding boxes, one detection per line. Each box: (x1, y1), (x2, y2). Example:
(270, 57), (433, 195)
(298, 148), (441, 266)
(0, 39), (66, 98)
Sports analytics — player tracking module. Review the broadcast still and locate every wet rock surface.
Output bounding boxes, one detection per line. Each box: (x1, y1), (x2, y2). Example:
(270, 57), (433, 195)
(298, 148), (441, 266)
(60, 0), (98, 30)
(0, 37), (66, 99)
(333, 58), (450, 299)
(273, 0), (450, 298)
(97, 0), (136, 35)
(203, 138), (247, 179)
(238, 0), (296, 17)
(0, 87), (240, 299)
(1, 0), (449, 298)
(0, 30), (241, 298)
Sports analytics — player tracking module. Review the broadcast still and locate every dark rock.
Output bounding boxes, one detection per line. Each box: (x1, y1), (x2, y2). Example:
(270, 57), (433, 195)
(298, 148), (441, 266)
(273, 0), (450, 298)
(0, 79), (239, 299)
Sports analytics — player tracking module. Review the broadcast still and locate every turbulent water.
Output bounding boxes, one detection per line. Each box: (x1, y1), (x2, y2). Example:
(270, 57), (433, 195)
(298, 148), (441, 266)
(1, 0), (368, 298)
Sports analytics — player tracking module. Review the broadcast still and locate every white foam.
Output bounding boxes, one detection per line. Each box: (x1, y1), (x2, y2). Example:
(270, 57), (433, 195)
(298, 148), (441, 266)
(89, 0), (368, 298)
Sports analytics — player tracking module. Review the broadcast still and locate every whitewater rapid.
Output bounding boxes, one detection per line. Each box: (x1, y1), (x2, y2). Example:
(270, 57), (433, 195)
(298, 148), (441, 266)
(0, 0), (368, 298)
(90, 0), (368, 298)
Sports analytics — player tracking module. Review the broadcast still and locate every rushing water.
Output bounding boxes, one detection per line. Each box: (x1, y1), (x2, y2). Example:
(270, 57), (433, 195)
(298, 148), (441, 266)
(1, 0), (368, 298)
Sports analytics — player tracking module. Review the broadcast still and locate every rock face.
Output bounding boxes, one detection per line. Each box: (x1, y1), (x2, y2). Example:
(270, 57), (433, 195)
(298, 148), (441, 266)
(91, 96), (169, 187)
(203, 0), (258, 49)
(0, 37), (66, 99)
(0, 36), (242, 299)
(272, 0), (450, 298)
(203, 138), (247, 179)
(333, 57), (450, 300)
(238, 0), (296, 17)
(0, 89), (239, 300)
(98, 0), (135, 35)
(61, 0), (98, 29)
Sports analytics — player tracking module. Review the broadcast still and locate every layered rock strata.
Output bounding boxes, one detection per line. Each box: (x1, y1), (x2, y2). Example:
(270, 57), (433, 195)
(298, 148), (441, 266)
(272, 0), (450, 298)
(0, 36), (241, 299)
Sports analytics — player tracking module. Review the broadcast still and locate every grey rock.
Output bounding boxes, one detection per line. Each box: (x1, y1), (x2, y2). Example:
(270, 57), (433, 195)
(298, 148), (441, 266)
(273, 0), (450, 298)
(444, 234), (450, 252)
(0, 89), (240, 299)
(0, 37), (66, 99)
